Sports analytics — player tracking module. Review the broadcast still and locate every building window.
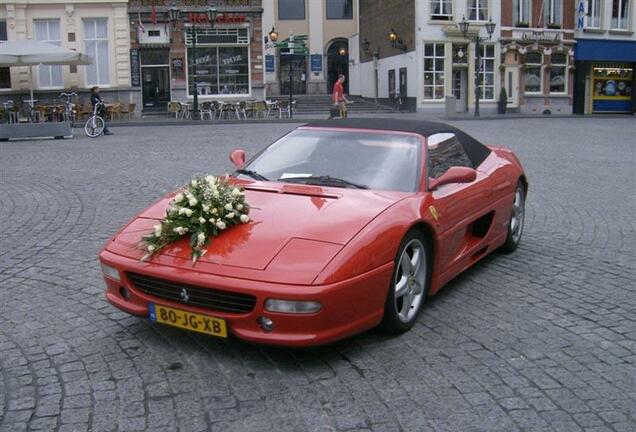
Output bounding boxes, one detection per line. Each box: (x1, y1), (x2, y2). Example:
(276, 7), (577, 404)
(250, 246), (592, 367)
(423, 43), (445, 100)
(514, 0), (531, 26)
(479, 44), (495, 100)
(34, 20), (63, 88)
(0, 21), (9, 89)
(326, 0), (353, 19)
(83, 19), (110, 86)
(586, 0), (602, 28)
(431, 0), (453, 20)
(278, 0), (305, 20)
(524, 51), (542, 93)
(468, 0), (489, 21)
(550, 53), (567, 93)
(611, 0), (630, 29)
(544, 0), (562, 27)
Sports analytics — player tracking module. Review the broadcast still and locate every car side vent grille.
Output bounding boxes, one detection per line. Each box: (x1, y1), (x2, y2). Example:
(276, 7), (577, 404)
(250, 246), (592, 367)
(126, 272), (256, 314)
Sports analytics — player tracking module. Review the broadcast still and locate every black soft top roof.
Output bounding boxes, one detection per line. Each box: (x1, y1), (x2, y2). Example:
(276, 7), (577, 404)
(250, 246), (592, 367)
(303, 118), (491, 168)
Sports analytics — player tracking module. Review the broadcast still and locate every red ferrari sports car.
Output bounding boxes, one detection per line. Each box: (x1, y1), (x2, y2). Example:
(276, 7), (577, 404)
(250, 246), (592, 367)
(99, 119), (527, 346)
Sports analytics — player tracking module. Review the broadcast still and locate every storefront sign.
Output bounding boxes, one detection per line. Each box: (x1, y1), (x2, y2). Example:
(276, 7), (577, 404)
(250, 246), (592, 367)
(265, 55), (275, 72)
(130, 49), (141, 87)
(576, 0), (586, 30)
(188, 13), (246, 24)
(512, 30), (562, 43)
(132, 0), (250, 6)
(310, 54), (322, 73)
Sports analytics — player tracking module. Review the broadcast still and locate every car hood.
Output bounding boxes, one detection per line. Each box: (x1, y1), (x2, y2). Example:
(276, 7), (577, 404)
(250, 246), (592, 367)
(106, 183), (408, 284)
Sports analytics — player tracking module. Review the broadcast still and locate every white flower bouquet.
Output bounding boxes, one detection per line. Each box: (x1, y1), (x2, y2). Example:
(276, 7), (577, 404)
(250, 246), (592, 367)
(140, 175), (250, 264)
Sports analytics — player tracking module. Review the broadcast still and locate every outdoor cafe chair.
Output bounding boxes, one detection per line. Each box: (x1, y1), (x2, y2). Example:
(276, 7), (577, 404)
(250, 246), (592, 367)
(120, 103), (135, 120)
(277, 100), (290, 118)
(253, 101), (267, 119)
(200, 102), (214, 121)
(167, 101), (181, 119)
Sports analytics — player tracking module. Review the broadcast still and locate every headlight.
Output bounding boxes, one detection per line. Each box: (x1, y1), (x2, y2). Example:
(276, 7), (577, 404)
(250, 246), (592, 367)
(100, 262), (121, 282)
(264, 299), (321, 314)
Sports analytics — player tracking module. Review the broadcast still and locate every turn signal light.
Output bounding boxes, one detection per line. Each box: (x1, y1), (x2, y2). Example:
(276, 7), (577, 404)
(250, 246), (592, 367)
(264, 299), (321, 314)
(100, 263), (121, 282)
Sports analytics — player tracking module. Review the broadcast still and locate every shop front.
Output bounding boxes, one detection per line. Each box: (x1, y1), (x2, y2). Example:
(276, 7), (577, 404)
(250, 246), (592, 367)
(128, 0), (264, 111)
(573, 39), (636, 114)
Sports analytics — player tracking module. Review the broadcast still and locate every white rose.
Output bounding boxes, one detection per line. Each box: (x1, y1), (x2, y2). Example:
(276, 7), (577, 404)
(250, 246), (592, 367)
(173, 227), (188, 235)
(224, 203), (233, 211)
(206, 175), (215, 184)
(211, 208), (218, 215)
(199, 217), (206, 224)
(216, 221), (226, 230)
(178, 207), (187, 215)
(236, 204), (243, 211)
(174, 193), (184, 203)
(231, 188), (242, 196)
(191, 180), (198, 187)
(213, 191), (220, 198)
(208, 218), (216, 224)
(147, 244), (155, 252)
(202, 204), (210, 213)
(240, 214), (250, 223)
(184, 209), (193, 217)
(154, 224), (162, 236)
(226, 212), (235, 219)
(189, 197), (198, 206)
(197, 232), (206, 246)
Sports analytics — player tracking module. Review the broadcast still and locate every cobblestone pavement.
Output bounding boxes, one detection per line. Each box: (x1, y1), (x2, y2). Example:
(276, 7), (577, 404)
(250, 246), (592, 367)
(1, 118), (634, 432)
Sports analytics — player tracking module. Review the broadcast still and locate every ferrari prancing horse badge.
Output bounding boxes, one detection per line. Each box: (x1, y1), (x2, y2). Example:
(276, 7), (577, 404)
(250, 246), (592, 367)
(429, 205), (439, 221)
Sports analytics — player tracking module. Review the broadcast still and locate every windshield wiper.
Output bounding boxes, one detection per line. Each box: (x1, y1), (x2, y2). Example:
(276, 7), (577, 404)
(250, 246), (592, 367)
(279, 175), (368, 189)
(234, 169), (269, 181)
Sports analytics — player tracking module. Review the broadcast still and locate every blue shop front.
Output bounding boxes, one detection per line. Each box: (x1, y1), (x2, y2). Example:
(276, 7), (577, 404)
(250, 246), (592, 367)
(573, 39), (636, 114)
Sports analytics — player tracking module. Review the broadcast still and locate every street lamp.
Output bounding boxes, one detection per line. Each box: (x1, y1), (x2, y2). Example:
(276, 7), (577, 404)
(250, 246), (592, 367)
(169, 5), (217, 120)
(459, 16), (496, 117)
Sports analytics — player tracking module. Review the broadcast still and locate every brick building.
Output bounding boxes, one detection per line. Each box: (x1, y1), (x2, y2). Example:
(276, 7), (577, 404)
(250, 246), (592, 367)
(500, 0), (576, 114)
(127, 0), (264, 113)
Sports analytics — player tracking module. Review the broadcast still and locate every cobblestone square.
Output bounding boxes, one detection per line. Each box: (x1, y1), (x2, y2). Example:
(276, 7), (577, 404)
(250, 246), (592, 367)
(1, 118), (634, 432)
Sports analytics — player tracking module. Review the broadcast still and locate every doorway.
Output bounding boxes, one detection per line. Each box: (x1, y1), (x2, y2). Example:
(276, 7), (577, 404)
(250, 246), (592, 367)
(327, 39), (348, 94)
(142, 66), (171, 109)
(452, 68), (468, 112)
(279, 53), (307, 95)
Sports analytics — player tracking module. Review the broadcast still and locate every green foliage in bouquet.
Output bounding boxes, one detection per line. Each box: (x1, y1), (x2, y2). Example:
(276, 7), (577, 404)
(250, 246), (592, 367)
(140, 175), (250, 264)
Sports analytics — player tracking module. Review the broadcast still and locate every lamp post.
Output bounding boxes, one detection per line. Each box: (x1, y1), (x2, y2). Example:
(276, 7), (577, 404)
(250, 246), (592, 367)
(459, 16), (496, 117)
(169, 5), (217, 120)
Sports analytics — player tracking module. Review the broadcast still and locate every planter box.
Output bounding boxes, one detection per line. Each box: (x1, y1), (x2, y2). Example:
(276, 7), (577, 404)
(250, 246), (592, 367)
(0, 122), (73, 140)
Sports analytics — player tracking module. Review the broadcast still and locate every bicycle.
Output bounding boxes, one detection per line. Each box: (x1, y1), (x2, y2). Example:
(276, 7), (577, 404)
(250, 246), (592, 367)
(59, 92), (77, 122)
(84, 101), (105, 137)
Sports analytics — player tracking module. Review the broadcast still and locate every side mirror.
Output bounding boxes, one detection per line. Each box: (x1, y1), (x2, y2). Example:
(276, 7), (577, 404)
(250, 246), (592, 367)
(429, 166), (476, 190)
(229, 149), (246, 168)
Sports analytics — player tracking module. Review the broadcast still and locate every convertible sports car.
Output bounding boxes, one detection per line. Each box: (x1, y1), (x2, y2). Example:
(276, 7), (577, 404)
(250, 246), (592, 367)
(99, 119), (527, 346)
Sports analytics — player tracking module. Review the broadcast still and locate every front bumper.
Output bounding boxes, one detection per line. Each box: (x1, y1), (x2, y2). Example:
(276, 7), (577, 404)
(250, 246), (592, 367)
(99, 250), (392, 347)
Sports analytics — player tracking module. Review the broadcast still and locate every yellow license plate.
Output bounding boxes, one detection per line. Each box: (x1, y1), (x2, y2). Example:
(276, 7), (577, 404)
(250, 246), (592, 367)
(148, 302), (227, 338)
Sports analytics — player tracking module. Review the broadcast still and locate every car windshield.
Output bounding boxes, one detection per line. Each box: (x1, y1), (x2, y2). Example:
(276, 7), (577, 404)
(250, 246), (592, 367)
(241, 128), (421, 192)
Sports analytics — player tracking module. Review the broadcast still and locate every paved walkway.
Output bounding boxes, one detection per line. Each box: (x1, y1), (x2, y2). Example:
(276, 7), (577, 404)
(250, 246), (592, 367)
(0, 118), (634, 432)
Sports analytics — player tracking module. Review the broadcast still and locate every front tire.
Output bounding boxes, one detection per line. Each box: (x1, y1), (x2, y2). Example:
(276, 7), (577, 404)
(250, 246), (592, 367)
(380, 230), (430, 333)
(84, 116), (105, 138)
(500, 181), (525, 253)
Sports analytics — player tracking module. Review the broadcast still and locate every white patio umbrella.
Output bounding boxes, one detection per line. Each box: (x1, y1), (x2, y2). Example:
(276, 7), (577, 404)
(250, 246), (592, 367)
(0, 39), (91, 101)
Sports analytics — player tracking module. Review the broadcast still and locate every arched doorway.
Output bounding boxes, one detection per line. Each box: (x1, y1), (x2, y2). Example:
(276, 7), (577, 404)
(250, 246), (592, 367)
(327, 39), (348, 94)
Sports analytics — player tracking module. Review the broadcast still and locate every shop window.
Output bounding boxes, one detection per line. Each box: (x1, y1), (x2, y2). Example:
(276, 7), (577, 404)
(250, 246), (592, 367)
(431, 0), (453, 21)
(514, 0), (531, 27)
(326, 0), (353, 19)
(187, 46), (249, 96)
(278, 0), (305, 20)
(549, 53), (567, 94)
(423, 43), (445, 100)
(524, 51), (542, 93)
(0, 21), (9, 89)
(544, 0), (562, 27)
(84, 18), (110, 86)
(34, 20), (63, 88)
(592, 64), (633, 99)
(479, 44), (495, 100)
(586, 0), (602, 28)
(468, 0), (489, 21)
(611, 0), (630, 29)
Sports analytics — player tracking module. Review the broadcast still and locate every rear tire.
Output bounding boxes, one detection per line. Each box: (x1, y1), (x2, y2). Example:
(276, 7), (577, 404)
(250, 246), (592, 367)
(380, 229), (431, 334)
(84, 116), (104, 138)
(500, 181), (525, 253)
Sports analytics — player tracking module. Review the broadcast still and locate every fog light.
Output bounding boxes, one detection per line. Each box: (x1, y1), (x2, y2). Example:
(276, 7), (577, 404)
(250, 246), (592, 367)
(258, 316), (274, 332)
(101, 263), (121, 282)
(119, 287), (130, 300)
(265, 299), (321, 314)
